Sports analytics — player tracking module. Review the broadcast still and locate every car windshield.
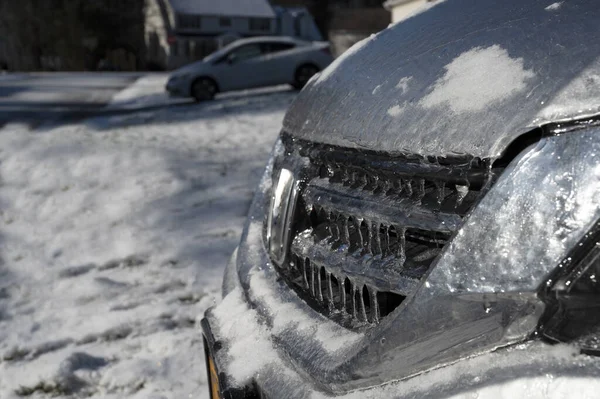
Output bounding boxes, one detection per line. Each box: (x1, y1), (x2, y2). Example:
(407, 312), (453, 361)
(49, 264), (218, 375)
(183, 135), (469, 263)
(202, 42), (243, 63)
(203, 40), (299, 63)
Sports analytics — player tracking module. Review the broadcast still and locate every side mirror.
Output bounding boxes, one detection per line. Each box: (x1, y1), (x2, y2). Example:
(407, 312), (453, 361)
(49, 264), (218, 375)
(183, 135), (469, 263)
(227, 54), (237, 64)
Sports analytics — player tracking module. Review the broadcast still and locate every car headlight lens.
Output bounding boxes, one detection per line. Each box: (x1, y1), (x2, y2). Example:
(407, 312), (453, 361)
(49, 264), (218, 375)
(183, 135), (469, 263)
(170, 73), (189, 82)
(266, 168), (298, 266)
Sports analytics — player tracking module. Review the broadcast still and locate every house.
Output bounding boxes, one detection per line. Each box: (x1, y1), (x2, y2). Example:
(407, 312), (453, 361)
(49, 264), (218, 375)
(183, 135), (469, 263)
(273, 6), (323, 42)
(270, 0), (390, 57)
(0, 0), (365, 72)
(144, 0), (323, 69)
(383, 0), (440, 23)
(145, 0), (276, 69)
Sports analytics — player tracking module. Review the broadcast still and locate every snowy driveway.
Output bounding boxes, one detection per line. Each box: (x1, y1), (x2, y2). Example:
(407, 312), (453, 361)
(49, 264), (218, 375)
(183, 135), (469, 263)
(0, 73), (139, 128)
(0, 75), (296, 398)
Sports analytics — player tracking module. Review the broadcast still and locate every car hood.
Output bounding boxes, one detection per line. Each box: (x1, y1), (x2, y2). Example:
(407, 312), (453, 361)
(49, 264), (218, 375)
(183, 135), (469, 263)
(283, 0), (600, 161)
(172, 61), (207, 77)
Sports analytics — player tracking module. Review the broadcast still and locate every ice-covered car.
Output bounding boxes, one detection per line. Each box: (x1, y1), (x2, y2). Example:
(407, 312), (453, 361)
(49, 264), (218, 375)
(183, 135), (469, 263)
(165, 36), (332, 102)
(202, 0), (600, 398)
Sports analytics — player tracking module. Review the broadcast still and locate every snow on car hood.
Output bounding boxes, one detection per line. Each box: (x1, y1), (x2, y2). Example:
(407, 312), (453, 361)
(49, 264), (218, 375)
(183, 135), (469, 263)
(284, 0), (600, 160)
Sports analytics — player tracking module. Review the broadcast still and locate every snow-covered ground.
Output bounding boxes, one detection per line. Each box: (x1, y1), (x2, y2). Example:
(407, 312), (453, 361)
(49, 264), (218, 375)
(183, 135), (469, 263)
(106, 74), (188, 110)
(4, 73), (598, 399)
(0, 75), (296, 398)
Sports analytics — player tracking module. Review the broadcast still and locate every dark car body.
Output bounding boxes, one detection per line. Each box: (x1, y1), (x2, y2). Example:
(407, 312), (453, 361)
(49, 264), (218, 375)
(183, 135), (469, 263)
(202, 0), (600, 397)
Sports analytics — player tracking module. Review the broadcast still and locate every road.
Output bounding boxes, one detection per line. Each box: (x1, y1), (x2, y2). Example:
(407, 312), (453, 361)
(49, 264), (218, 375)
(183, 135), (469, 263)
(0, 73), (139, 127)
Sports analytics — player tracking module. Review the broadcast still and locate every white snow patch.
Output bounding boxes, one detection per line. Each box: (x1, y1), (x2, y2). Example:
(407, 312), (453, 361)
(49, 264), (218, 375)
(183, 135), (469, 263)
(545, 2), (563, 11)
(396, 76), (413, 94)
(420, 45), (535, 113)
(211, 288), (279, 386)
(248, 267), (363, 353)
(107, 74), (187, 109)
(387, 102), (407, 117)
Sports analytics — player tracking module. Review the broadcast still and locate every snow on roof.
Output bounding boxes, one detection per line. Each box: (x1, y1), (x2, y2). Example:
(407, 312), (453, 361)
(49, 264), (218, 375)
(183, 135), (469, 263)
(169, 0), (276, 18)
(384, 0), (444, 11)
(383, 0), (419, 9)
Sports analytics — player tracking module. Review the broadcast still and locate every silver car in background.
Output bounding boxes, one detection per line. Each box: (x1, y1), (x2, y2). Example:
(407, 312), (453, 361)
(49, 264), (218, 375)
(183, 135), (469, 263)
(166, 36), (333, 101)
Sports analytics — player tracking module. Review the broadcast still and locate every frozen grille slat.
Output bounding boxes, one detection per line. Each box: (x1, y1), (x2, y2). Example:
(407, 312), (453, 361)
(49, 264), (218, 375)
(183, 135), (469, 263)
(272, 144), (498, 329)
(304, 179), (462, 233)
(292, 230), (424, 296)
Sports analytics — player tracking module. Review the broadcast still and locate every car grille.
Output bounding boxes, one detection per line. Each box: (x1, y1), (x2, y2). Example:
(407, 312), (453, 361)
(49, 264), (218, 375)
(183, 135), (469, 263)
(273, 137), (500, 329)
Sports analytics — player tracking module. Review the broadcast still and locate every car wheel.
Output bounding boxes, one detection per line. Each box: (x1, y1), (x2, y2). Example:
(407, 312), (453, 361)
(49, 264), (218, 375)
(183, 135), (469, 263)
(191, 78), (217, 102)
(293, 65), (319, 89)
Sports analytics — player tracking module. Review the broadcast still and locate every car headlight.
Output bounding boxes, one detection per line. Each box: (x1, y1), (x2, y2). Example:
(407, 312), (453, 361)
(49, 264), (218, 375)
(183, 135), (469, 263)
(170, 73), (190, 82)
(266, 168), (298, 266)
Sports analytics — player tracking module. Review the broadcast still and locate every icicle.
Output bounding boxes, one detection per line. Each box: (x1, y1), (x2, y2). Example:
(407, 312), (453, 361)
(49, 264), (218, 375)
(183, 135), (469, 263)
(360, 172), (368, 189)
(406, 179), (413, 196)
(417, 178), (426, 200)
(328, 163), (337, 179)
(374, 222), (382, 256)
(358, 287), (367, 322)
(455, 184), (469, 208)
(382, 225), (390, 257)
(371, 174), (379, 193)
(394, 177), (403, 195)
(375, 177), (383, 194)
(302, 257), (309, 289)
(340, 278), (347, 313)
(436, 180), (446, 205)
(356, 218), (364, 249)
(327, 272), (334, 310)
(329, 211), (338, 241)
(341, 168), (348, 185)
(342, 217), (350, 245)
(398, 227), (406, 267)
(369, 287), (380, 324)
(364, 219), (372, 254)
(319, 208), (330, 242)
(310, 261), (316, 297)
(316, 205), (325, 220)
(351, 282), (357, 318)
(317, 267), (324, 302)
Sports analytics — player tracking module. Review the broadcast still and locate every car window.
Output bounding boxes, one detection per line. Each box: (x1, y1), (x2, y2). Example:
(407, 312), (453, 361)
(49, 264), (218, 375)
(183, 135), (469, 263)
(230, 44), (262, 62)
(203, 41), (241, 63)
(261, 42), (296, 54)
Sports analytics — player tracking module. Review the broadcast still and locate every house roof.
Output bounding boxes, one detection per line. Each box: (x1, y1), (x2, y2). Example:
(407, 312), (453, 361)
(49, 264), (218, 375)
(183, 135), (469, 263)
(383, 0), (421, 10)
(169, 0), (276, 18)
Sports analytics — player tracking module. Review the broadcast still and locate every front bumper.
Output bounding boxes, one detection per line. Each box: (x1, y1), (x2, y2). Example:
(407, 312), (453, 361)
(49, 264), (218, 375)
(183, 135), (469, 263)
(201, 250), (600, 399)
(201, 129), (600, 398)
(201, 244), (326, 398)
(201, 317), (259, 399)
(201, 234), (335, 399)
(165, 78), (189, 97)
